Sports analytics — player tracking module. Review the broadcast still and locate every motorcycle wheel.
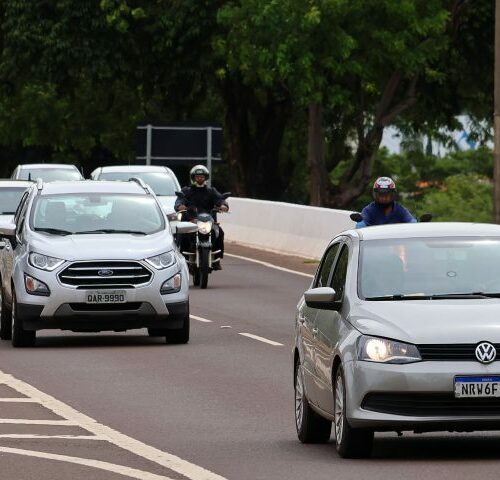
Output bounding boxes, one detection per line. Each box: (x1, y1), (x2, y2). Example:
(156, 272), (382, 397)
(192, 268), (200, 286)
(200, 248), (210, 289)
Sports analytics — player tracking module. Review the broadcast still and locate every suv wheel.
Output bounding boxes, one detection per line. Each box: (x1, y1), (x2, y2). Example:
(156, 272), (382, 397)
(295, 361), (331, 443)
(334, 365), (373, 458)
(166, 313), (190, 344)
(0, 285), (12, 340)
(11, 290), (36, 348)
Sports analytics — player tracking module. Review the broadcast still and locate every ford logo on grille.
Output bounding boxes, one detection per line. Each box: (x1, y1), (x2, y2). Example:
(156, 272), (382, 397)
(475, 342), (497, 364)
(97, 269), (114, 277)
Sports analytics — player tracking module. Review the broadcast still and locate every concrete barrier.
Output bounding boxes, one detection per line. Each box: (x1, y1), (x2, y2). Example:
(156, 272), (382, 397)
(222, 197), (355, 260)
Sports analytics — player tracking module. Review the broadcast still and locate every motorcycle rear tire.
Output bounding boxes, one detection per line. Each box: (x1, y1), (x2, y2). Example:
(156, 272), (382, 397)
(192, 268), (200, 286)
(200, 248), (209, 289)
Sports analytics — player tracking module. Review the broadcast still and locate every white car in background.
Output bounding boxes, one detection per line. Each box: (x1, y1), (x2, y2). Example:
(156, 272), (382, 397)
(11, 164), (84, 182)
(90, 165), (181, 214)
(0, 181), (33, 223)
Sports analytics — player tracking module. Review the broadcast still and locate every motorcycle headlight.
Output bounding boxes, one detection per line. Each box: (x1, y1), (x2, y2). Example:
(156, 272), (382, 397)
(197, 220), (213, 234)
(28, 252), (65, 271)
(145, 251), (175, 270)
(358, 336), (421, 364)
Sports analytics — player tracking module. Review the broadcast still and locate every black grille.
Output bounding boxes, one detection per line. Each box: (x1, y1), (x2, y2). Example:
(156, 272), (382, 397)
(362, 393), (500, 416)
(417, 344), (500, 361)
(69, 302), (142, 311)
(59, 261), (152, 288)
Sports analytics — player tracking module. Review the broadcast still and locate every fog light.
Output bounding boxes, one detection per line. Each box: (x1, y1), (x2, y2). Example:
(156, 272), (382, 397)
(24, 274), (50, 296)
(161, 273), (181, 294)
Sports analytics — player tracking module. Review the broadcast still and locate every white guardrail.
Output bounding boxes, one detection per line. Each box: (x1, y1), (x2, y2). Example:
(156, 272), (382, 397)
(222, 197), (356, 260)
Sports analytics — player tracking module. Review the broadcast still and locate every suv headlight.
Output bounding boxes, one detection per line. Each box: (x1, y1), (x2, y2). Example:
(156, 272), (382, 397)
(145, 251), (175, 270)
(28, 252), (65, 271)
(358, 336), (421, 364)
(197, 220), (213, 234)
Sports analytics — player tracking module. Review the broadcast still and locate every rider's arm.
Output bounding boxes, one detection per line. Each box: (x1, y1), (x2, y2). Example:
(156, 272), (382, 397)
(212, 188), (229, 209)
(401, 206), (417, 223)
(356, 220), (368, 228)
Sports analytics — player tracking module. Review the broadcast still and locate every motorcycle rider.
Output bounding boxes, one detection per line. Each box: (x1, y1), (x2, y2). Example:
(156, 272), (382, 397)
(356, 176), (416, 227)
(174, 165), (229, 270)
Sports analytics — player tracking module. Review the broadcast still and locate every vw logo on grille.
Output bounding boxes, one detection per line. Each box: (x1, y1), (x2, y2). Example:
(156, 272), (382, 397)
(97, 269), (114, 277)
(475, 342), (497, 364)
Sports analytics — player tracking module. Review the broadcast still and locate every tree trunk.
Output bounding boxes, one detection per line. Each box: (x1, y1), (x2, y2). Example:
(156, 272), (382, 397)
(307, 102), (328, 206)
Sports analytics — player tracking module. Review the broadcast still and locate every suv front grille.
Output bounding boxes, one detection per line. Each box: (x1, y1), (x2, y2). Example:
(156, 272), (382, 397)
(417, 344), (500, 361)
(58, 261), (152, 288)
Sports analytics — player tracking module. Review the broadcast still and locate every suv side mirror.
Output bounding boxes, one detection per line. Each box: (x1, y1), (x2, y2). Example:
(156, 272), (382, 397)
(175, 221), (198, 235)
(304, 287), (341, 311)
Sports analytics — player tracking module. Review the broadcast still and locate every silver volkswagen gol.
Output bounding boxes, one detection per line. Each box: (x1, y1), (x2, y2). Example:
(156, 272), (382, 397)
(0, 179), (196, 347)
(294, 223), (500, 458)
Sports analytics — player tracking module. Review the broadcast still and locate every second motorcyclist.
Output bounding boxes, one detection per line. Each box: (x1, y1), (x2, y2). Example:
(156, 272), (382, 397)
(356, 176), (416, 227)
(174, 165), (229, 269)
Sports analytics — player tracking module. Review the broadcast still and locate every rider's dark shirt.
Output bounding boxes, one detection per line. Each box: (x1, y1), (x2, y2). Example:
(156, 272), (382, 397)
(174, 185), (227, 214)
(360, 201), (416, 226)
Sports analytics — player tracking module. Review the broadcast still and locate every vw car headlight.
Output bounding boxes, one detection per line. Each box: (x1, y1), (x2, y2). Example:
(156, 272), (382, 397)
(358, 336), (421, 364)
(197, 220), (213, 234)
(28, 252), (65, 271)
(145, 251), (175, 270)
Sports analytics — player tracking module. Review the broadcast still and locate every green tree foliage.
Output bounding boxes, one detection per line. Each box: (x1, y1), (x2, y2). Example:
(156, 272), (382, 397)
(417, 174), (493, 223)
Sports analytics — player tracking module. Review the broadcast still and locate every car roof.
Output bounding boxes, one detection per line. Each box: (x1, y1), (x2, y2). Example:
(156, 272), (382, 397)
(97, 165), (172, 174)
(349, 222), (500, 241)
(0, 180), (33, 188)
(18, 164), (79, 170)
(38, 180), (147, 195)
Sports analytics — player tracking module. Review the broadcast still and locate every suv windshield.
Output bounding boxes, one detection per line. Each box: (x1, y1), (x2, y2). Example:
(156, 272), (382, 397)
(30, 193), (165, 235)
(0, 188), (29, 214)
(98, 172), (178, 196)
(360, 237), (500, 299)
(19, 168), (82, 182)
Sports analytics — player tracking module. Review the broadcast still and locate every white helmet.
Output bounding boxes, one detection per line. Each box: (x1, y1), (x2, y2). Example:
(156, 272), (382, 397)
(190, 165), (209, 187)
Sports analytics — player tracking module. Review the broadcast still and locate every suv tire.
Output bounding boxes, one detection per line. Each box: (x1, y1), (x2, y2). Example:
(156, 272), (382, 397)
(0, 285), (12, 340)
(11, 290), (36, 348)
(166, 313), (190, 344)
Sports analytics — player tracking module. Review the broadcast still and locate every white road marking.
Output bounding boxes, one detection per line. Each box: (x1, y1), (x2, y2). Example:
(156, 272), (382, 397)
(190, 314), (213, 323)
(0, 434), (100, 440)
(225, 253), (314, 278)
(0, 398), (36, 402)
(238, 333), (283, 346)
(0, 370), (228, 480)
(0, 419), (77, 425)
(0, 447), (175, 480)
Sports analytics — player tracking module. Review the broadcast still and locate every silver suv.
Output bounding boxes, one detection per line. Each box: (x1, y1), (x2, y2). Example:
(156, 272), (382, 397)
(11, 164), (84, 182)
(0, 179), (196, 347)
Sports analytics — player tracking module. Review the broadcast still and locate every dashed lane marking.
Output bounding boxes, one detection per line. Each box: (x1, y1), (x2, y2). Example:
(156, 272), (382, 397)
(0, 370), (228, 480)
(190, 314), (213, 323)
(0, 419), (77, 425)
(0, 434), (100, 440)
(0, 447), (176, 480)
(238, 333), (283, 346)
(0, 398), (37, 402)
(225, 253), (314, 279)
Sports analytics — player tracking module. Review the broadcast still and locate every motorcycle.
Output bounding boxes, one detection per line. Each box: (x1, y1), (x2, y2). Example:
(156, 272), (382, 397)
(174, 191), (231, 289)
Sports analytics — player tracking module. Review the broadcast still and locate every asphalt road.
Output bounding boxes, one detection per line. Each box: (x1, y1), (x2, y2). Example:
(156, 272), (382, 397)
(1, 245), (500, 480)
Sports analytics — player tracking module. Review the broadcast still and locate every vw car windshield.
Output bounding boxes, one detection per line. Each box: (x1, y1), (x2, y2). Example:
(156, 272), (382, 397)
(0, 188), (29, 214)
(99, 172), (178, 196)
(19, 168), (82, 182)
(30, 194), (165, 235)
(359, 237), (500, 299)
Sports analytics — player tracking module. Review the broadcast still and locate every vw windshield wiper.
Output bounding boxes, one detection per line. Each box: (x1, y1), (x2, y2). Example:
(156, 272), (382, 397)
(0, 211), (15, 215)
(75, 229), (147, 235)
(34, 227), (73, 236)
(430, 292), (500, 299)
(365, 294), (432, 301)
